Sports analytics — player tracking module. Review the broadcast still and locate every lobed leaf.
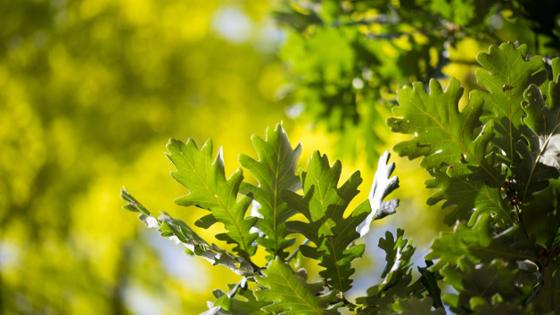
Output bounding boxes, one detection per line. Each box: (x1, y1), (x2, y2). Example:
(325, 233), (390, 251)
(256, 259), (326, 314)
(286, 151), (366, 293)
(166, 138), (257, 256)
(240, 123), (302, 258)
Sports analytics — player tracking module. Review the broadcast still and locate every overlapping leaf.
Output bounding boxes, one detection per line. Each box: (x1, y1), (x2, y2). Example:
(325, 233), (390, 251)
(476, 43), (546, 129)
(166, 138), (257, 256)
(121, 44), (560, 313)
(388, 78), (488, 173)
(389, 78), (503, 223)
(285, 151), (365, 292)
(439, 259), (538, 313)
(356, 230), (443, 314)
(203, 279), (268, 315)
(425, 163), (510, 224)
(256, 259), (327, 314)
(240, 124), (302, 257)
(513, 77), (560, 200)
(397, 297), (445, 315)
(286, 151), (400, 293)
(427, 211), (540, 312)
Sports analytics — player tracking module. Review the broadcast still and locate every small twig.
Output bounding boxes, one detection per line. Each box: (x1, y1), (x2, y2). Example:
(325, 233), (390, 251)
(227, 277), (248, 299)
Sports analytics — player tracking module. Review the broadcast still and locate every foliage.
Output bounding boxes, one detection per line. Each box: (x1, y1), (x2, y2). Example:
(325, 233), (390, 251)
(126, 41), (560, 313)
(124, 124), (414, 314)
(0, 0), (285, 313)
(392, 42), (560, 313)
(276, 0), (560, 164)
(4, 0), (560, 313)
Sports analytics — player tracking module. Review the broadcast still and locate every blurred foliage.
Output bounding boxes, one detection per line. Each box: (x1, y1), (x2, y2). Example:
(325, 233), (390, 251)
(275, 0), (560, 165)
(0, 0), (289, 313)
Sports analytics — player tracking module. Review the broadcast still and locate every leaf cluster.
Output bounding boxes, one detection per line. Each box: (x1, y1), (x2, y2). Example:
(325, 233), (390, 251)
(275, 0), (560, 164)
(390, 42), (560, 313)
(124, 41), (560, 314)
(123, 123), (437, 314)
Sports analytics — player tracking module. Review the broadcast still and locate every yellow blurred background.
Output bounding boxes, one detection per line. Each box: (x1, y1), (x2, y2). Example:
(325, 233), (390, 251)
(0, 0), (449, 314)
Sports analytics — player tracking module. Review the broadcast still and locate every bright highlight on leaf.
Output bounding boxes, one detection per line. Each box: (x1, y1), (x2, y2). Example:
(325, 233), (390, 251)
(356, 151), (399, 237)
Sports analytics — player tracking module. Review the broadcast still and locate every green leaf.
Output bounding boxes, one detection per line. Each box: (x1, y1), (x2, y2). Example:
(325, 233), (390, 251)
(426, 165), (511, 225)
(389, 78), (487, 173)
(286, 151), (367, 293)
(256, 259), (325, 314)
(396, 297), (445, 315)
(476, 43), (546, 128)
(427, 213), (493, 270)
(240, 123), (302, 258)
(378, 229), (415, 285)
(166, 138), (257, 256)
(476, 42), (547, 164)
(440, 259), (537, 313)
(356, 229), (419, 314)
(514, 80), (560, 200)
(390, 78), (501, 223)
(204, 279), (269, 315)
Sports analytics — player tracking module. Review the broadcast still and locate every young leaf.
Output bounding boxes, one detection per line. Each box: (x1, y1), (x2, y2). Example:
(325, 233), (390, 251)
(256, 259), (326, 314)
(240, 123), (302, 258)
(166, 138), (257, 256)
(203, 278), (269, 315)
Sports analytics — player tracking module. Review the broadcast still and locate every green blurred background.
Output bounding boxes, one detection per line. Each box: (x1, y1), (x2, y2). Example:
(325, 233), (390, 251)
(0, 0), (440, 313)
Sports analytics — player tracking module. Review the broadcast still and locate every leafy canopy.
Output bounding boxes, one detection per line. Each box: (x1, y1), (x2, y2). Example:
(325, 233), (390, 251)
(123, 43), (560, 314)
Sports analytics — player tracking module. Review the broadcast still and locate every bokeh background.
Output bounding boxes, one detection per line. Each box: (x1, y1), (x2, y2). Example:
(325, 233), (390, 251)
(0, 0), (467, 313)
